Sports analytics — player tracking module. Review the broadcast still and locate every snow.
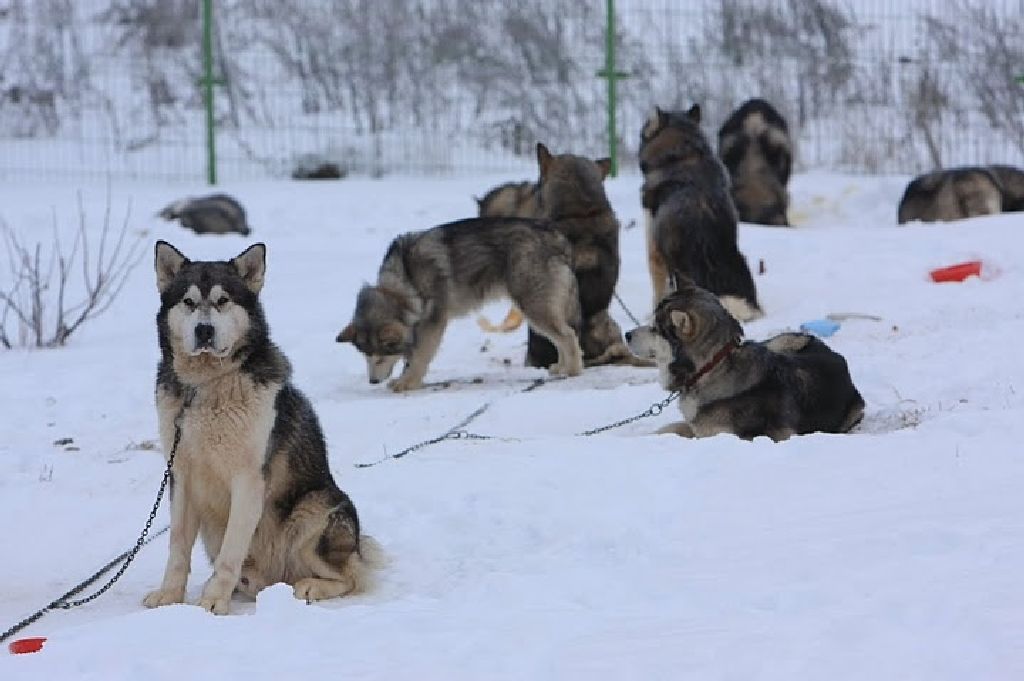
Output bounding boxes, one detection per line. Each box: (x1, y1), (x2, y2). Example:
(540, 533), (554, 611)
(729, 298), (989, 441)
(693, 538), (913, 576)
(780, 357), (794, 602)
(1, 171), (1023, 679)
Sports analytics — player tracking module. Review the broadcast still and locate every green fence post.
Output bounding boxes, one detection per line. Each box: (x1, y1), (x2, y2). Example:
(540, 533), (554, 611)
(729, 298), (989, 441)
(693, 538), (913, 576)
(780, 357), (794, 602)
(597, 0), (629, 177)
(201, 0), (217, 185)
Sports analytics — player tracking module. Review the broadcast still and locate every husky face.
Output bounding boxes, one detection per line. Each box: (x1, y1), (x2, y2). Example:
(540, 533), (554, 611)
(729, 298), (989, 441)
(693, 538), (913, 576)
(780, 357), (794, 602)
(155, 241), (267, 360)
(626, 281), (742, 391)
(336, 285), (415, 384)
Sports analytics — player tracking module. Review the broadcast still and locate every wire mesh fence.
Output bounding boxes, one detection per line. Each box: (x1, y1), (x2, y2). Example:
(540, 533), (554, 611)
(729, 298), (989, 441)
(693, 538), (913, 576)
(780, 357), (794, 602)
(0, 0), (1021, 182)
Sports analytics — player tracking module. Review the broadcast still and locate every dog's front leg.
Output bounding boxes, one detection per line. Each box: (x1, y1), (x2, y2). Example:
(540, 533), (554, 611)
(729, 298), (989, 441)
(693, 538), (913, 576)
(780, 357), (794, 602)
(389, 320), (446, 392)
(199, 472), (264, 615)
(143, 476), (199, 607)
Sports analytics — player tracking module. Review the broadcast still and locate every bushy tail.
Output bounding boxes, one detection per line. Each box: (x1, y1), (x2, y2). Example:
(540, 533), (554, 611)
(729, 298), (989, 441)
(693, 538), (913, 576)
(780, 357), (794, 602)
(347, 534), (388, 595)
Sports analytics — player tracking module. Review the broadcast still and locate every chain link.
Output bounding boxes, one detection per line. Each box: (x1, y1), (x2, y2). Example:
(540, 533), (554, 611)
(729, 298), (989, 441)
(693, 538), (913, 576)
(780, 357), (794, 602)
(0, 388), (194, 644)
(576, 391), (679, 437)
(613, 290), (642, 328)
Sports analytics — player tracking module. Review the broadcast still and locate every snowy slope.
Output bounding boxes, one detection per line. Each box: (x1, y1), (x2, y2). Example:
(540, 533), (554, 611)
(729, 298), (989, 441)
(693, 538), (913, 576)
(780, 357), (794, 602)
(0, 172), (1022, 680)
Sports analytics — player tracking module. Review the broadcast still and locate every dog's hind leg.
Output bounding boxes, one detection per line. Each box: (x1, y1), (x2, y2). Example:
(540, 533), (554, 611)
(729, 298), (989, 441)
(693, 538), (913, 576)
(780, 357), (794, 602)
(528, 320), (583, 377)
(290, 494), (361, 602)
(389, 319), (446, 392)
(144, 480), (200, 608)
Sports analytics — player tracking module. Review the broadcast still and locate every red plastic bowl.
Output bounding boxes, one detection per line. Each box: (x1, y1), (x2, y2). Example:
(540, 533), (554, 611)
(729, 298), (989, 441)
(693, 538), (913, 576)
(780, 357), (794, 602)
(930, 260), (981, 283)
(9, 637), (47, 654)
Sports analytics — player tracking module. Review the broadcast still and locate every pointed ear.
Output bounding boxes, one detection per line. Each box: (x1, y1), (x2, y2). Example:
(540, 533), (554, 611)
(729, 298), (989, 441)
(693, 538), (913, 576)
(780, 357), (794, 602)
(336, 323), (355, 343)
(231, 243), (266, 294)
(595, 157), (612, 179)
(670, 309), (695, 337)
(686, 103), (701, 123)
(642, 106), (667, 140)
(155, 240), (188, 293)
(536, 142), (554, 176)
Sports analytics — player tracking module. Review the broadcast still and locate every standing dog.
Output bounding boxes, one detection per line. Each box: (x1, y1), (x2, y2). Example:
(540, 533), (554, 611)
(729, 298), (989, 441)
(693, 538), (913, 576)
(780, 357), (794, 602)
(639, 105), (762, 321)
(897, 167), (1003, 224)
(159, 194), (252, 236)
(625, 281), (863, 440)
(336, 218), (584, 391)
(717, 98), (793, 226)
(524, 144), (643, 368)
(147, 241), (366, 615)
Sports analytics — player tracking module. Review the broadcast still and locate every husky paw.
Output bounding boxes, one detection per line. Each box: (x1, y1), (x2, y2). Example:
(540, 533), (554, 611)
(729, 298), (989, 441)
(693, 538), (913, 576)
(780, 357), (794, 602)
(293, 577), (355, 603)
(388, 375), (423, 392)
(198, 592), (231, 615)
(142, 586), (185, 608)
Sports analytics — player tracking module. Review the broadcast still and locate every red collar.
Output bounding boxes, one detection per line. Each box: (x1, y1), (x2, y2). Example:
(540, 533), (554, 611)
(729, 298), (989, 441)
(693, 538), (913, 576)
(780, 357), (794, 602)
(684, 338), (740, 389)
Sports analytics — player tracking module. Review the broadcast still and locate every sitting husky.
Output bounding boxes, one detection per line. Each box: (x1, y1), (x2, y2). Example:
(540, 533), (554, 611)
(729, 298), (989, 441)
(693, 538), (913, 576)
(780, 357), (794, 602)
(146, 241), (366, 615)
(336, 218), (584, 391)
(897, 167), (1003, 224)
(639, 105), (762, 321)
(159, 193), (252, 236)
(717, 98), (793, 226)
(626, 280), (864, 441)
(525, 143), (647, 368)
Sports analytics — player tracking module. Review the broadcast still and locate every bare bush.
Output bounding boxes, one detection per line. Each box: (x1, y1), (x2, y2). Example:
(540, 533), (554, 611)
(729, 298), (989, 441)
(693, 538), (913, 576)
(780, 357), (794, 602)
(0, 194), (145, 349)
(923, 3), (1024, 158)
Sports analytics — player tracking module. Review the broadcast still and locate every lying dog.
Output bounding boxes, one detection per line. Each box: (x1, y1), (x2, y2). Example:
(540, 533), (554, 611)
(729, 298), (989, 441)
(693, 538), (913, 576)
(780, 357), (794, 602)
(626, 281), (864, 440)
(159, 193), (252, 236)
(148, 241), (367, 615)
(337, 218), (584, 391)
(897, 167), (1003, 224)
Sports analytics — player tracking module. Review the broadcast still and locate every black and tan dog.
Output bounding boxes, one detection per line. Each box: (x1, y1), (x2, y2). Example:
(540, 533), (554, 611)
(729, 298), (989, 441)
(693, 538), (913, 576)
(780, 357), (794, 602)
(717, 98), (793, 226)
(639, 105), (762, 321)
(524, 143), (648, 368)
(625, 281), (864, 441)
(148, 242), (370, 615)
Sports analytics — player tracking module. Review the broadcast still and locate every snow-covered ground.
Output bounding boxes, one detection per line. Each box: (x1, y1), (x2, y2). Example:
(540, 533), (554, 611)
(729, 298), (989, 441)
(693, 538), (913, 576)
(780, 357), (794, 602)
(1, 172), (1022, 679)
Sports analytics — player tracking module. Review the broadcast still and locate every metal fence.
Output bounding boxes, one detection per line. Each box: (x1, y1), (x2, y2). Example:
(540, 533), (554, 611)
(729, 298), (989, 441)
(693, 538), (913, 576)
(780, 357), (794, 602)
(0, 0), (1021, 183)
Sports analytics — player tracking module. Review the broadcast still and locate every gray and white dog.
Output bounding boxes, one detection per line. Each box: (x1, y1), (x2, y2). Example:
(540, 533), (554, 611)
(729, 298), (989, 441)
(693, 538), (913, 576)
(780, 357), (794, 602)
(717, 98), (793, 226)
(159, 193), (252, 236)
(626, 280), (864, 441)
(897, 167), (1003, 224)
(337, 218), (584, 391)
(148, 241), (368, 615)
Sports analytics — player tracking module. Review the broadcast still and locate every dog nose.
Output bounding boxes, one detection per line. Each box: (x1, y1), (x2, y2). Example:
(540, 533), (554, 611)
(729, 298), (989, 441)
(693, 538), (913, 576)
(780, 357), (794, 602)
(195, 323), (215, 346)
(369, 377), (381, 385)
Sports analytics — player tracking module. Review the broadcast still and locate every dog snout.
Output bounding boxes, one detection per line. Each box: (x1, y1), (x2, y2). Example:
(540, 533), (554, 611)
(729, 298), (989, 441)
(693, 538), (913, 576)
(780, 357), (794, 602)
(195, 323), (215, 347)
(625, 329), (634, 342)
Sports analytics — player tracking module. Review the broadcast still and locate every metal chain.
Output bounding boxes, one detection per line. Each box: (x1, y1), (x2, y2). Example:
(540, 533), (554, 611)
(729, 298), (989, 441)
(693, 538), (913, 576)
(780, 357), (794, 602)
(576, 391), (679, 437)
(354, 376), (553, 468)
(613, 290), (642, 328)
(0, 388), (194, 644)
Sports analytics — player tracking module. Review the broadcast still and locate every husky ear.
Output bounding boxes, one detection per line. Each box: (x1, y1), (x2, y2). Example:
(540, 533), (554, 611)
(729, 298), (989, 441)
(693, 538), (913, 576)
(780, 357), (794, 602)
(686, 103), (702, 124)
(155, 240), (188, 293)
(670, 310), (695, 338)
(336, 323), (355, 344)
(595, 157), (612, 179)
(642, 106), (668, 140)
(231, 242), (266, 294)
(536, 142), (554, 176)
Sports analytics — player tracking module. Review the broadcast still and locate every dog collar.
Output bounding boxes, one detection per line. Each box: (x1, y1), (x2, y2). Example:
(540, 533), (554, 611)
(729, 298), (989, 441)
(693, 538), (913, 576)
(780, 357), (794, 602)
(684, 337), (740, 389)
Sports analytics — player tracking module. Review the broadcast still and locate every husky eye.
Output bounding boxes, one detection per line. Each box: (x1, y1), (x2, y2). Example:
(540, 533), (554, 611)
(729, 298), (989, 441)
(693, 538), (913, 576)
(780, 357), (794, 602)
(182, 297), (196, 310)
(216, 296), (229, 307)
